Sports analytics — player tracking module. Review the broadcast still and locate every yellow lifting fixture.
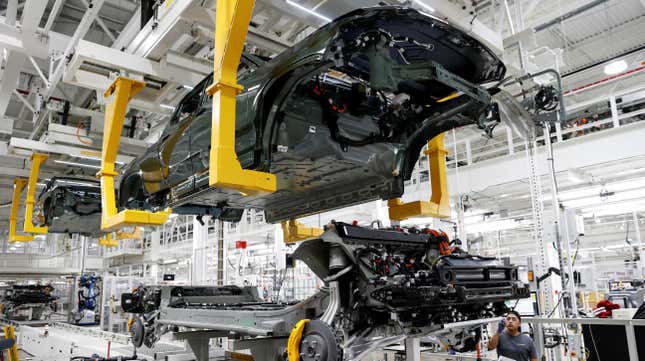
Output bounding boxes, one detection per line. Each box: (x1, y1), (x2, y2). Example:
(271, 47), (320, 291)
(23, 153), (49, 234)
(281, 219), (324, 244)
(9, 178), (34, 242)
(2, 325), (19, 361)
(206, 0), (276, 195)
(388, 132), (450, 220)
(97, 77), (171, 232)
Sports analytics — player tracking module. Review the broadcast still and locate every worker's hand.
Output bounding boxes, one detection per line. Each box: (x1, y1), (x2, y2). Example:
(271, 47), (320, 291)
(497, 319), (506, 333)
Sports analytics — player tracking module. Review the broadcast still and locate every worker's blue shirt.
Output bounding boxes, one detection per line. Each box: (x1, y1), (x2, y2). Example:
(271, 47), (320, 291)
(497, 331), (537, 361)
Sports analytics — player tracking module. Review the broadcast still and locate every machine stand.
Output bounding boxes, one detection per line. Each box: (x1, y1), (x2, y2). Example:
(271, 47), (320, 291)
(404, 337), (420, 361)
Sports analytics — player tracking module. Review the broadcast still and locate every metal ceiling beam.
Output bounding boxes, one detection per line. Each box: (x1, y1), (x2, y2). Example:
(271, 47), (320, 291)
(534, 0), (609, 32)
(31, 0), (107, 139)
(9, 137), (134, 164)
(0, 0), (48, 120)
(126, 0), (197, 58)
(44, 0), (66, 33)
(79, 0), (116, 43)
(64, 39), (206, 87)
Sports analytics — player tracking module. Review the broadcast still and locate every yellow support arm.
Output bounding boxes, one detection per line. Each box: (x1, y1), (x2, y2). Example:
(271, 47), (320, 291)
(97, 77), (171, 232)
(23, 153), (48, 234)
(282, 219), (324, 244)
(206, 0), (276, 195)
(388, 132), (450, 220)
(3, 325), (19, 361)
(9, 178), (34, 242)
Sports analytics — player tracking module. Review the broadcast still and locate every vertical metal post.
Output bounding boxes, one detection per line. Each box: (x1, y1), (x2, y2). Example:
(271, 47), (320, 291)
(633, 212), (643, 275)
(609, 96), (620, 128)
(525, 137), (553, 315)
(217, 219), (225, 286)
(544, 125), (570, 314)
(554, 122), (563, 142)
(506, 127), (515, 155)
(404, 337), (420, 361)
(625, 322), (639, 361)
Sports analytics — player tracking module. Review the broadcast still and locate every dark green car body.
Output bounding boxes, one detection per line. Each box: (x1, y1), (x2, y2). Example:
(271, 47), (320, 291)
(118, 6), (505, 223)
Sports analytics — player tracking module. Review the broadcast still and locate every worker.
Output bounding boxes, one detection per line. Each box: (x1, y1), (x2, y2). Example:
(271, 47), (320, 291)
(487, 310), (538, 361)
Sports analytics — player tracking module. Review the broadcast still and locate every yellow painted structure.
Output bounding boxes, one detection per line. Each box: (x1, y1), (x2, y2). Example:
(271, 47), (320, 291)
(9, 178), (34, 242)
(282, 219), (324, 244)
(23, 153), (48, 234)
(97, 77), (171, 232)
(99, 233), (119, 247)
(116, 227), (143, 240)
(388, 132), (450, 220)
(206, 0), (276, 195)
(3, 325), (19, 361)
(287, 319), (309, 361)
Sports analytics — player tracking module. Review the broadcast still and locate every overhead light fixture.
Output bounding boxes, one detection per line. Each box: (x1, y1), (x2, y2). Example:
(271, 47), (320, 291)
(160, 104), (175, 110)
(604, 60), (628, 75)
(54, 160), (101, 169)
(286, 0), (332, 22)
(567, 168), (592, 184)
(413, 0), (436, 12)
(75, 154), (123, 166)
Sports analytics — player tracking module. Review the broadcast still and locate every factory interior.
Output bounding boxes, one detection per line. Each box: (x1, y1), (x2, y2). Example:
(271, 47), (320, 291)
(0, 0), (644, 360)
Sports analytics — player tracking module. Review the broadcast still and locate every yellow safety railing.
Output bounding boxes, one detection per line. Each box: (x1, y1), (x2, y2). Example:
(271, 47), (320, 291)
(281, 219), (324, 244)
(9, 178), (34, 242)
(23, 153), (48, 234)
(388, 132), (450, 220)
(97, 77), (171, 232)
(206, 0), (276, 195)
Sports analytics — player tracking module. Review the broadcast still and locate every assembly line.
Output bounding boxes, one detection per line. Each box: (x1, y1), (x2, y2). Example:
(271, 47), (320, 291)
(0, 1), (644, 361)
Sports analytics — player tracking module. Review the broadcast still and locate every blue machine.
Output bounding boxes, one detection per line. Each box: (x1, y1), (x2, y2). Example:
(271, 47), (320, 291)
(73, 274), (101, 325)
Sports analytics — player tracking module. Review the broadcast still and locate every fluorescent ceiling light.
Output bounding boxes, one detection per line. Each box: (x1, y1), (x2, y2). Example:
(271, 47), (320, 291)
(160, 104), (175, 110)
(413, 0), (436, 12)
(286, 0), (331, 22)
(54, 160), (101, 169)
(604, 60), (628, 75)
(75, 155), (123, 166)
(567, 168), (592, 184)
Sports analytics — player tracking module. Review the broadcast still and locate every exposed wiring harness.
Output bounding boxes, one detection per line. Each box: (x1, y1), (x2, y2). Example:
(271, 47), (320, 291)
(76, 122), (93, 145)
